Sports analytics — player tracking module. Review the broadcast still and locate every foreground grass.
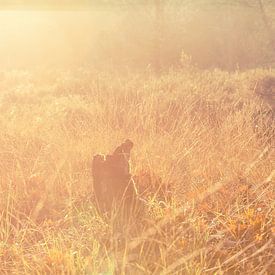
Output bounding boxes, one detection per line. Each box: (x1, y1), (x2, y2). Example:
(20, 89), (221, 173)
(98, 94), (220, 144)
(0, 68), (274, 274)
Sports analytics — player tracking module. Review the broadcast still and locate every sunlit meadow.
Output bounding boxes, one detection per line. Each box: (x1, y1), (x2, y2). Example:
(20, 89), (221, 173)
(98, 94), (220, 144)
(0, 1), (274, 274)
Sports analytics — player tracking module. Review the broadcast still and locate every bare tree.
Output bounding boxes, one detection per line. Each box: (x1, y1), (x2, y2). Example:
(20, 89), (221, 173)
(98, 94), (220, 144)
(257, 0), (275, 50)
(154, 0), (165, 72)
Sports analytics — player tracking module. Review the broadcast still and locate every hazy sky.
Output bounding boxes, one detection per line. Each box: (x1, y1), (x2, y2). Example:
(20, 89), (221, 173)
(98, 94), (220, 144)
(0, 1), (103, 9)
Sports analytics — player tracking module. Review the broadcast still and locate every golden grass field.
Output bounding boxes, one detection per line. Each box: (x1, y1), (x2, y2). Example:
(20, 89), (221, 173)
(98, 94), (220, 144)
(0, 68), (274, 274)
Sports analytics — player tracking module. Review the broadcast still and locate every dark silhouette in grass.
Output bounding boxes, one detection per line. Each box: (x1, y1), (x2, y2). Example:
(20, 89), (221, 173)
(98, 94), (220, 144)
(92, 139), (139, 215)
(253, 76), (274, 146)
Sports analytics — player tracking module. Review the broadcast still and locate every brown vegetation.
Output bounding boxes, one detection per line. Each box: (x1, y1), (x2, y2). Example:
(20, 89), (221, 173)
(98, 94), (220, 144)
(0, 68), (274, 274)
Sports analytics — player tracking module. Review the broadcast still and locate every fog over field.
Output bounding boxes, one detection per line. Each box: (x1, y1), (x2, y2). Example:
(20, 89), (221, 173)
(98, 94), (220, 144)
(0, 10), (118, 68)
(0, 1), (274, 274)
(1, 1), (274, 70)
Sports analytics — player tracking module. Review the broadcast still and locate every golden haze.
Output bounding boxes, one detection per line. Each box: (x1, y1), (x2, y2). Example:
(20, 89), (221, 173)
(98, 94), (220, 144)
(0, 3), (274, 274)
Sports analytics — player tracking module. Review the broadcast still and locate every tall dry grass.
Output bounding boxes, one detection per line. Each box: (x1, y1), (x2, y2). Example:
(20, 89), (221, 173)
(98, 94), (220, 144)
(0, 68), (274, 274)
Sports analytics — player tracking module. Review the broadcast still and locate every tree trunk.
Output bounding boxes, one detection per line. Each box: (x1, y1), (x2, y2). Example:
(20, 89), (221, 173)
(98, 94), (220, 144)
(154, 0), (165, 73)
(258, 0), (275, 50)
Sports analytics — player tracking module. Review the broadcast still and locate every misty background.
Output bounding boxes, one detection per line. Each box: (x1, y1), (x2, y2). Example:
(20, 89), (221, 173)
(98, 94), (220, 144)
(0, 1), (274, 71)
